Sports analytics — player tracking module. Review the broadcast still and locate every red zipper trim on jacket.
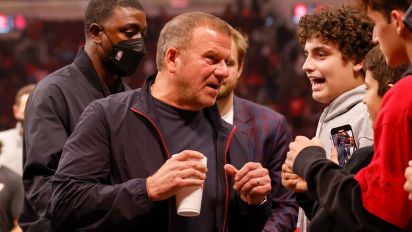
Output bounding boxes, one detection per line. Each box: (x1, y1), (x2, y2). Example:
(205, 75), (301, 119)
(222, 125), (236, 232)
(130, 107), (172, 232)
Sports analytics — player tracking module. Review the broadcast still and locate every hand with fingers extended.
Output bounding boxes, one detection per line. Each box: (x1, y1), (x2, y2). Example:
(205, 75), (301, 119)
(224, 162), (271, 205)
(281, 164), (307, 192)
(146, 150), (208, 201)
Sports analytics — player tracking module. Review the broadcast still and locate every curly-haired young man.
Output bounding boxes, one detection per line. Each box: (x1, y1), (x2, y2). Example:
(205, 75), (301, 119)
(282, 0), (412, 231)
(297, 6), (374, 160)
(294, 6), (375, 231)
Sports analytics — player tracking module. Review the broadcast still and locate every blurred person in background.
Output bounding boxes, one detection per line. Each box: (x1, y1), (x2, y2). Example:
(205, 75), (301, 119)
(0, 141), (24, 232)
(0, 84), (35, 176)
(216, 27), (298, 232)
(20, 0), (148, 231)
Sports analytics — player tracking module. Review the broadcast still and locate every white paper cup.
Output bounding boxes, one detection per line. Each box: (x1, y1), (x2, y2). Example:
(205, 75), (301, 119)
(175, 156), (207, 217)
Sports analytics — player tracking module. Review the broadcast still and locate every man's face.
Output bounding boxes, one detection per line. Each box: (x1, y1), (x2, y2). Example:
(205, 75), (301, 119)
(217, 38), (241, 100)
(302, 38), (361, 104)
(174, 27), (231, 109)
(99, 6), (147, 51)
(362, 71), (382, 124)
(13, 93), (29, 122)
(367, 7), (408, 66)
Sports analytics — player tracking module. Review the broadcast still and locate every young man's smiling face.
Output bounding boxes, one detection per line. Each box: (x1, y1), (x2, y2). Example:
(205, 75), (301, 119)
(302, 38), (364, 104)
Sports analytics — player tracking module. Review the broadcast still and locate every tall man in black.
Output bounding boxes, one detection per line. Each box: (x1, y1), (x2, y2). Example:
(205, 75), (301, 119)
(21, 0), (147, 231)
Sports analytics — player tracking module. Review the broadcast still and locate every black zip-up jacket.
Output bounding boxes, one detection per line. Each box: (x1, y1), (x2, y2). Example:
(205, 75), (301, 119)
(51, 75), (271, 232)
(21, 49), (128, 232)
(294, 146), (401, 232)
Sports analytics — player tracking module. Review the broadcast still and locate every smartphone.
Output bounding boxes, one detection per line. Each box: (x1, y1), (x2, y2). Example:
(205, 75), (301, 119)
(403, 4), (412, 31)
(330, 124), (357, 166)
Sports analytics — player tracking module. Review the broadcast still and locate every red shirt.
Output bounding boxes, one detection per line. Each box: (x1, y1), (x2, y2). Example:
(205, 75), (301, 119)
(355, 75), (412, 229)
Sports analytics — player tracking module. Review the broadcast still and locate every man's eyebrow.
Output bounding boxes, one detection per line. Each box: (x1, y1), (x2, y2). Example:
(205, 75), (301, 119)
(121, 23), (146, 31)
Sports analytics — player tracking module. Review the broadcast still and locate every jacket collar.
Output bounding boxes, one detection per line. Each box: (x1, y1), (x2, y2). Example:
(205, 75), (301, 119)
(233, 96), (255, 150)
(233, 96), (251, 124)
(73, 48), (128, 96)
(133, 74), (230, 132)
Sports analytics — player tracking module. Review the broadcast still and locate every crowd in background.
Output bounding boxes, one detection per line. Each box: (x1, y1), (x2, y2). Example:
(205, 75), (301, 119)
(0, 1), (324, 137)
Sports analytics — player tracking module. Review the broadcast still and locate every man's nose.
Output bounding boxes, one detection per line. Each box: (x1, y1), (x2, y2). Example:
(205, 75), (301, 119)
(215, 60), (229, 79)
(302, 57), (314, 72)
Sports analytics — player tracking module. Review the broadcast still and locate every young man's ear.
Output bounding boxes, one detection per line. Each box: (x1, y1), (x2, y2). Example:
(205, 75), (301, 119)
(353, 60), (364, 73)
(391, 10), (407, 35)
(388, 83), (394, 89)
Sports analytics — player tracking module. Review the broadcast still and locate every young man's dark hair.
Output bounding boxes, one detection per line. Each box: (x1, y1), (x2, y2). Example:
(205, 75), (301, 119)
(363, 45), (408, 96)
(358, 0), (412, 22)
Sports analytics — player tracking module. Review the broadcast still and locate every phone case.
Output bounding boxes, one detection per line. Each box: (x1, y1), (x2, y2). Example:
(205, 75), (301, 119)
(330, 124), (357, 166)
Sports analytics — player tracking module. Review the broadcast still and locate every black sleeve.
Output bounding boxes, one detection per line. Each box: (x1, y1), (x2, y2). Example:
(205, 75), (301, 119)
(228, 193), (272, 232)
(10, 172), (24, 218)
(51, 102), (155, 231)
(295, 192), (319, 221)
(293, 146), (400, 232)
(23, 84), (69, 217)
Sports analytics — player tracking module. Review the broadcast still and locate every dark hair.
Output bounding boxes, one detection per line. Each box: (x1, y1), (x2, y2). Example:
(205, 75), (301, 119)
(357, 0), (411, 22)
(363, 45), (408, 96)
(15, 84), (35, 106)
(297, 6), (374, 63)
(84, 0), (144, 34)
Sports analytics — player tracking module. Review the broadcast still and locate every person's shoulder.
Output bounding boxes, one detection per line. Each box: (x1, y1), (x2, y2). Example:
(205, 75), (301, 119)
(32, 63), (79, 97)
(392, 75), (412, 91)
(381, 75), (412, 108)
(38, 63), (77, 86)
(91, 89), (143, 110)
(0, 128), (17, 138)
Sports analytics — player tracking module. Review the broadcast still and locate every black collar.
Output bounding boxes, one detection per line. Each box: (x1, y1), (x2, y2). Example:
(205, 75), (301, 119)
(73, 48), (127, 96)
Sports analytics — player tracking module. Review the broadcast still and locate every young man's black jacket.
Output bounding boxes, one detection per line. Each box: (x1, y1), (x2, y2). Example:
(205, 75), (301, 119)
(51, 75), (271, 232)
(295, 145), (401, 232)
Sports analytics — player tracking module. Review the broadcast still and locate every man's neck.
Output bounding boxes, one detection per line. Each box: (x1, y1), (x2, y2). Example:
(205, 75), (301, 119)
(217, 92), (234, 117)
(84, 43), (118, 93)
(151, 72), (203, 111)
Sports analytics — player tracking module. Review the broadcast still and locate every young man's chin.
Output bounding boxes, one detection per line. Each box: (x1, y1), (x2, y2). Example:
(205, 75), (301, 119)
(312, 93), (331, 105)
